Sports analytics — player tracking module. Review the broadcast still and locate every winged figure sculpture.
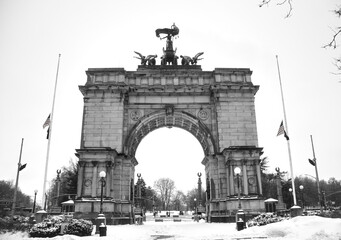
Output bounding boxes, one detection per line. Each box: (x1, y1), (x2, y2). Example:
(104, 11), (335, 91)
(134, 51), (157, 65)
(180, 52), (204, 65)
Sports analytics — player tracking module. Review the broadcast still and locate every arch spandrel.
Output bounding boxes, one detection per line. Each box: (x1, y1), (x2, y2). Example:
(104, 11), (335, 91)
(124, 109), (217, 158)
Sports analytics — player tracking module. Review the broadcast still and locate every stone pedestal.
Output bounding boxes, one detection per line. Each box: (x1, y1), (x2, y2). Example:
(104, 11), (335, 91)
(95, 213), (106, 234)
(35, 210), (47, 223)
(290, 205), (302, 217)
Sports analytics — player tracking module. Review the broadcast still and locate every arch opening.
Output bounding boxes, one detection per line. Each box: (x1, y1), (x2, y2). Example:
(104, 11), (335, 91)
(135, 127), (206, 193)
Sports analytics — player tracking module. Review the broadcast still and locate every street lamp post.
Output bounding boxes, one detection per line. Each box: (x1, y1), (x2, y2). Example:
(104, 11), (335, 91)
(299, 185), (304, 209)
(234, 167), (245, 230)
(194, 198), (198, 222)
(96, 171), (106, 235)
(33, 190), (38, 214)
(289, 188), (293, 207)
(29, 189), (38, 224)
(99, 171), (106, 214)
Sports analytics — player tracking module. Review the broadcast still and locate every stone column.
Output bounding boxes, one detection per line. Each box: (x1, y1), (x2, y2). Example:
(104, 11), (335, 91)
(217, 156), (225, 198)
(91, 161), (98, 197)
(226, 163), (230, 196)
(256, 161), (263, 195)
(128, 160), (132, 203)
(106, 161), (112, 197)
(120, 159), (123, 200)
(229, 165), (234, 195)
(77, 162), (85, 198)
(242, 161), (248, 195)
(110, 164), (115, 198)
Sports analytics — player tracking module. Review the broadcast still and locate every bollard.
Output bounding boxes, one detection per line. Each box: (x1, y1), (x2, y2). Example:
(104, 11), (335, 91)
(135, 216), (143, 225)
(236, 218), (244, 231)
(96, 214), (106, 234)
(99, 223), (107, 237)
(29, 215), (36, 224)
(236, 209), (246, 229)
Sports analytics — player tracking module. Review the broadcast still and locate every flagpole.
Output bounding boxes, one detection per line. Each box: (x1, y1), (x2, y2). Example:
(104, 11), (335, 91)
(11, 138), (24, 217)
(276, 55), (298, 206)
(42, 54), (61, 210)
(310, 135), (322, 212)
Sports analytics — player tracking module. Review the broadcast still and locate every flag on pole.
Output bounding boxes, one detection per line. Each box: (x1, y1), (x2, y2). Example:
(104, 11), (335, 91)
(43, 114), (50, 129)
(277, 121), (289, 140)
(43, 115), (51, 139)
(46, 127), (50, 139)
(308, 158), (316, 166)
(19, 163), (27, 171)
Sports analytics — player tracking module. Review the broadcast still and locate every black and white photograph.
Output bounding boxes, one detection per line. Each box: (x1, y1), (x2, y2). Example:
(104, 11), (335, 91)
(0, 0), (340, 239)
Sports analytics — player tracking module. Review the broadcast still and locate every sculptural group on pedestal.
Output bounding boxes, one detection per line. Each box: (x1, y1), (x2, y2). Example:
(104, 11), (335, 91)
(134, 23), (204, 66)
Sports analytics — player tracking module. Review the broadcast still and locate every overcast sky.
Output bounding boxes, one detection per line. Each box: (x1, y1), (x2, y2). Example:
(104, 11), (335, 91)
(1, 0), (340, 204)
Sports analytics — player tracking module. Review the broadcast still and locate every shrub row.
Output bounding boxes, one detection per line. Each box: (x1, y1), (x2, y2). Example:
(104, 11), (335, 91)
(0, 216), (31, 233)
(29, 222), (61, 238)
(63, 219), (93, 236)
(29, 218), (93, 238)
(247, 212), (288, 227)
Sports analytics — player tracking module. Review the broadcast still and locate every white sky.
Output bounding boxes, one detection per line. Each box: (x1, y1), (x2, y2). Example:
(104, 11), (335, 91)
(0, 0), (340, 203)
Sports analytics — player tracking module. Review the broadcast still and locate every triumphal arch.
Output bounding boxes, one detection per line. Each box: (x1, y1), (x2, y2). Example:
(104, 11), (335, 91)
(74, 24), (264, 224)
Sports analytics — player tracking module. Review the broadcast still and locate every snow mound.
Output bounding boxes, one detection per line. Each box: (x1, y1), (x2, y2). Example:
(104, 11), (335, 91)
(237, 216), (341, 240)
(0, 216), (340, 240)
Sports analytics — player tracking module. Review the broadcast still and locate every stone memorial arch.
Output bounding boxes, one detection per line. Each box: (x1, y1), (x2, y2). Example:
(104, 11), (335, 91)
(74, 25), (264, 224)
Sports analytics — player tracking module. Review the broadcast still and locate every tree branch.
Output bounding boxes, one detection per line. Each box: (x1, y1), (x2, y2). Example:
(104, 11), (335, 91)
(323, 27), (341, 49)
(259, 0), (293, 18)
(334, 6), (341, 17)
(332, 58), (341, 73)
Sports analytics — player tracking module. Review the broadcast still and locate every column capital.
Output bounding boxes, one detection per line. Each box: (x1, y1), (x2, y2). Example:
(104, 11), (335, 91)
(106, 161), (113, 168)
(91, 161), (98, 167)
(242, 159), (248, 165)
(79, 161), (86, 167)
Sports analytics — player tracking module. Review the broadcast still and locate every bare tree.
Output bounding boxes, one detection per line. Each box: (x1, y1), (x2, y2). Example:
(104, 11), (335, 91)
(153, 178), (175, 210)
(171, 190), (186, 211)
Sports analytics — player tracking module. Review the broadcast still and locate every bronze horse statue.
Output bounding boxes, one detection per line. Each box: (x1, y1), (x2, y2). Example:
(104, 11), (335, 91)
(134, 52), (157, 65)
(180, 52), (204, 65)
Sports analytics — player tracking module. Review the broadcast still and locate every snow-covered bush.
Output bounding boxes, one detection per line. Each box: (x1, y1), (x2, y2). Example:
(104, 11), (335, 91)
(0, 216), (30, 233)
(63, 219), (93, 236)
(247, 212), (288, 227)
(29, 217), (93, 237)
(29, 221), (61, 238)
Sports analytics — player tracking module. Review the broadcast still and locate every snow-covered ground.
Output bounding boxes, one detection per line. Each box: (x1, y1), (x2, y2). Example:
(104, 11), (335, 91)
(1, 216), (340, 240)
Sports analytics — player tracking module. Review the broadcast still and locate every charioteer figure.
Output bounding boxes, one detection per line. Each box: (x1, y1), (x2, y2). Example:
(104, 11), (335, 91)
(155, 23), (179, 65)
